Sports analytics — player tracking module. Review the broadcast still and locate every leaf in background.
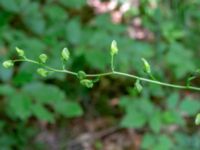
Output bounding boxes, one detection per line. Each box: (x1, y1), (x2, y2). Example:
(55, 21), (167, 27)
(22, 82), (65, 104)
(85, 50), (109, 70)
(121, 111), (147, 128)
(7, 92), (32, 120)
(141, 133), (156, 149)
(166, 42), (196, 79)
(43, 4), (68, 22)
(66, 19), (81, 45)
(32, 103), (54, 123)
(54, 100), (83, 118)
(166, 93), (179, 109)
(149, 111), (162, 133)
(58, 0), (86, 9)
(179, 97), (200, 116)
(0, 84), (15, 96)
(0, 0), (19, 13)
(21, 2), (45, 35)
(154, 135), (173, 150)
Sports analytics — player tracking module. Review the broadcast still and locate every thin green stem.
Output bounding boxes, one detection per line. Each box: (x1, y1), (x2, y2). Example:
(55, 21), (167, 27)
(86, 72), (113, 77)
(12, 58), (200, 91)
(111, 55), (114, 72)
(113, 71), (200, 91)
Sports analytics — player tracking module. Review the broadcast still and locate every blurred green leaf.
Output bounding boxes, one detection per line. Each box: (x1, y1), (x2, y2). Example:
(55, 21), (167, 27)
(32, 103), (54, 123)
(22, 82), (65, 104)
(54, 100), (83, 117)
(7, 92), (32, 120)
(179, 97), (200, 116)
(66, 19), (81, 45)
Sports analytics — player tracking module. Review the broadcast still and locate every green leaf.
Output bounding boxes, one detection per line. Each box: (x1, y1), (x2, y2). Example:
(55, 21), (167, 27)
(66, 19), (81, 44)
(22, 82), (66, 104)
(7, 93), (32, 120)
(179, 97), (200, 116)
(149, 111), (162, 133)
(59, 0), (86, 9)
(0, 84), (15, 96)
(166, 93), (179, 109)
(32, 103), (54, 123)
(0, 0), (19, 12)
(154, 135), (173, 150)
(141, 133), (156, 149)
(54, 100), (83, 117)
(121, 110), (147, 128)
(21, 2), (45, 35)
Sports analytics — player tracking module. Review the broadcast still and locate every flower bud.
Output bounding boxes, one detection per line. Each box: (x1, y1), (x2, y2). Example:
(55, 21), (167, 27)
(195, 113), (200, 125)
(37, 68), (48, 77)
(110, 40), (118, 55)
(141, 58), (151, 74)
(135, 79), (143, 93)
(16, 47), (25, 57)
(61, 47), (70, 61)
(39, 54), (48, 63)
(77, 71), (86, 80)
(80, 79), (93, 88)
(2, 60), (14, 68)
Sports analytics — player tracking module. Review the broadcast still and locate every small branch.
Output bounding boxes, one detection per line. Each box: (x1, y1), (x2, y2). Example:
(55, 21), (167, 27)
(11, 58), (200, 91)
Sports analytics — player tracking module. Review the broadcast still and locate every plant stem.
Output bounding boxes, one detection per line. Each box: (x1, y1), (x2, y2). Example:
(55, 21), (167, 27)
(111, 55), (114, 72)
(13, 59), (200, 91)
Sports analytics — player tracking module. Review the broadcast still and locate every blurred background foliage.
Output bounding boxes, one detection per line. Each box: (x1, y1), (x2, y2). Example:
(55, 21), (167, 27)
(0, 0), (200, 149)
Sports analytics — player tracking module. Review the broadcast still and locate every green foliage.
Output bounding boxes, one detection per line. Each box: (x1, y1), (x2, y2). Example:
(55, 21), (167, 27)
(0, 0), (200, 149)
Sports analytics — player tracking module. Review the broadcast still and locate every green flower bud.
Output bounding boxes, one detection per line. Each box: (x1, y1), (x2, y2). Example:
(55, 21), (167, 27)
(61, 47), (70, 61)
(16, 47), (25, 57)
(141, 58), (151, 74)
(110, 40), (118, 55)
(135, 79), (143, 93)
(80, 79), (93, 88)
(39, 54), (48, 63)
(37, 68), (48, 77)
(77, 71), (86, 80)
(2, 60), (14, 68)
(195, 113), (200, 125)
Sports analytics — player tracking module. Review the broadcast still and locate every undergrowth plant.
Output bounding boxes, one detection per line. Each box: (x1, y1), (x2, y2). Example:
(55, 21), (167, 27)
(2, 40), (200, 125)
